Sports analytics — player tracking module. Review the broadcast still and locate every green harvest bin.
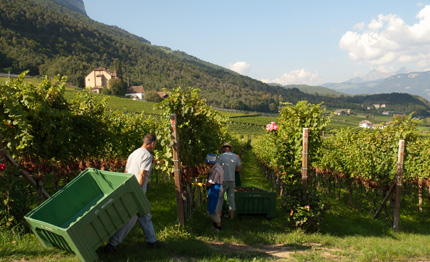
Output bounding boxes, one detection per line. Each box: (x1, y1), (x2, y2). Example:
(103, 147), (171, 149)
(25, 168), (151, 262)
(234, 186), (276, 218)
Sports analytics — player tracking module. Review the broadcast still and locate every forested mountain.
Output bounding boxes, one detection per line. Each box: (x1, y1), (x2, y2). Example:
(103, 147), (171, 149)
(269, 83), (346, 96)
(1, 0), (430, 115)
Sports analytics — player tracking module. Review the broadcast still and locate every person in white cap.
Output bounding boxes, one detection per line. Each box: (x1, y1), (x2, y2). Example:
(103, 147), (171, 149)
(217, 142), (241, 219)
(204, 153), (224, 231)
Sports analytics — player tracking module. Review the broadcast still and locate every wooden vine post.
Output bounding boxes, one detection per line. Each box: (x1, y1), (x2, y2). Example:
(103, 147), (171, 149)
(418, 178), (423, 212)
(0, 135), (5, 164)
(302, 128), (309, 201)
(393, 139), (405, 232)
(170, 114), (185, 225)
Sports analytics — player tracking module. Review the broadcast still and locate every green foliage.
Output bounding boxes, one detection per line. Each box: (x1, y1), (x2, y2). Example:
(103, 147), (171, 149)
(108, 78), (126, 96)
(157, 87), (227, 167)
(405, 137), (430, 180)
(254, 101), (331, 231)
(0, 72), (172, 174)
(314, 115), (421, 185)
(281, 186), (326, 232)
(144, 91), (163, 103)
(255, 101), (331, 179)
(0, 163), (33, 229)
(0, 71), (71, 159)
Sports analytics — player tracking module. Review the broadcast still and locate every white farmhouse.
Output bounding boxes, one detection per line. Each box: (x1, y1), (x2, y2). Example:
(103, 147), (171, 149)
(85, 68), (117, 94)
(125, 86), (145, 100)
(359, 120), (372, 128)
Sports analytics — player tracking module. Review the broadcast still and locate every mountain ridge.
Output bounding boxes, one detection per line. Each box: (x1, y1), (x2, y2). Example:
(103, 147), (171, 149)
(53, 0), (86, 16)
(322, 70), (430, 101)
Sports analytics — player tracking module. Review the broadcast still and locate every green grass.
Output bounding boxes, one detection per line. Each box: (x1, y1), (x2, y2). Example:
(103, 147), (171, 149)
(3, 146), (430, 261)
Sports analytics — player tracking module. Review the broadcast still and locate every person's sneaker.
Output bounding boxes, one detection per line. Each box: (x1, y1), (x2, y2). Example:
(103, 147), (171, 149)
(103, 243), (117, 253)
(147, 241), (162, 248)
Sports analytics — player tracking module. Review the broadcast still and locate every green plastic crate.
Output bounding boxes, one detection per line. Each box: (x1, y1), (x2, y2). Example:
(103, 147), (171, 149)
(25, 168), (151, 262)
(234, 186), (276, 218)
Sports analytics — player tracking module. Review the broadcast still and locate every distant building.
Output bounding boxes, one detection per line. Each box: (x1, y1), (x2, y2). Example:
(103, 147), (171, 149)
(373, 104), (380, 109)
(359, 120), (372, 128)
(372, 121), (393, 130)
(157, 91), (169, 99)
(125, 86), (145, 100)
(334, 109), (351, 115)
(85, 68), (117, 94)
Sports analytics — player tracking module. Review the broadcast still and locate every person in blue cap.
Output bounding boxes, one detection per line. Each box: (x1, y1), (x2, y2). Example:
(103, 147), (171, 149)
(204, 153), (224, 231)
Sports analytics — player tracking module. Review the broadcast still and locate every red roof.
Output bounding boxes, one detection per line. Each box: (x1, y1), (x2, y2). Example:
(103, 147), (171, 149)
(126, 86), (145, 93)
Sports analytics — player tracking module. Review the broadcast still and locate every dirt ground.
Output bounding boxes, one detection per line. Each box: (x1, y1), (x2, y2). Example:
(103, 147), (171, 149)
(204, 241), (345, 261)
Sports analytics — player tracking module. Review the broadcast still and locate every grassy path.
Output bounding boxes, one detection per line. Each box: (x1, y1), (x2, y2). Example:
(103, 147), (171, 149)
(240, 144), (275, 190)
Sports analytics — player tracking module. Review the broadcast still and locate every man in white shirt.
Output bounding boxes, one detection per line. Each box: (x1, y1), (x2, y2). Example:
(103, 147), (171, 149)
(104, 134), (160, 252)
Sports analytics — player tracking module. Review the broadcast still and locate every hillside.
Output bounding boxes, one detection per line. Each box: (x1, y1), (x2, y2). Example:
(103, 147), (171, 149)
(0, 0), (313, 112)
(1, 0), (430, 115)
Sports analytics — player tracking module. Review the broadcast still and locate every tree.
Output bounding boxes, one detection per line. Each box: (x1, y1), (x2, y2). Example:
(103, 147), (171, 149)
(144, 91), (162, 102)
(108, 78), (125, 96)
(112, 58), (123, 79)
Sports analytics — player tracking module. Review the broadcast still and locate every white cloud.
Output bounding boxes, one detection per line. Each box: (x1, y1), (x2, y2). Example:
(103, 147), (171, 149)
(228, 61), (251, 75)
(339, 5), (430, 69)
(353, 22), (365, 30)
(261, 68), (320, 85)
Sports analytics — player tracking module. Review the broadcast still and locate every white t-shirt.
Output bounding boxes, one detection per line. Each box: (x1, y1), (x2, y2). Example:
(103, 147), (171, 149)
(125, 147), (153, 193)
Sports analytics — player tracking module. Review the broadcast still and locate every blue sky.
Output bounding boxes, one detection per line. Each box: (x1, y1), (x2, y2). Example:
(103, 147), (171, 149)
(84, 1), (430, 85)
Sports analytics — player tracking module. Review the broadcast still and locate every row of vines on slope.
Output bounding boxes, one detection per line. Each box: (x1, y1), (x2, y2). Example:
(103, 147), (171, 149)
(313, 116), (430, 215)
(253, 100), (430, 230)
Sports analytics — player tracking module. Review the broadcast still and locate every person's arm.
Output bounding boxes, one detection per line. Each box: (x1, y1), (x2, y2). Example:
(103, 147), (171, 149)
(235, 155), (242, 175)
(235, 155), (242, 172)
(206, 171), (214, 187)
(138, 169), (147, 187)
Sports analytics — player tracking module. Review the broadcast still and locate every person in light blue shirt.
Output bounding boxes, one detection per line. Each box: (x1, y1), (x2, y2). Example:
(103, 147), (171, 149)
(217, 142), (242, 219)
